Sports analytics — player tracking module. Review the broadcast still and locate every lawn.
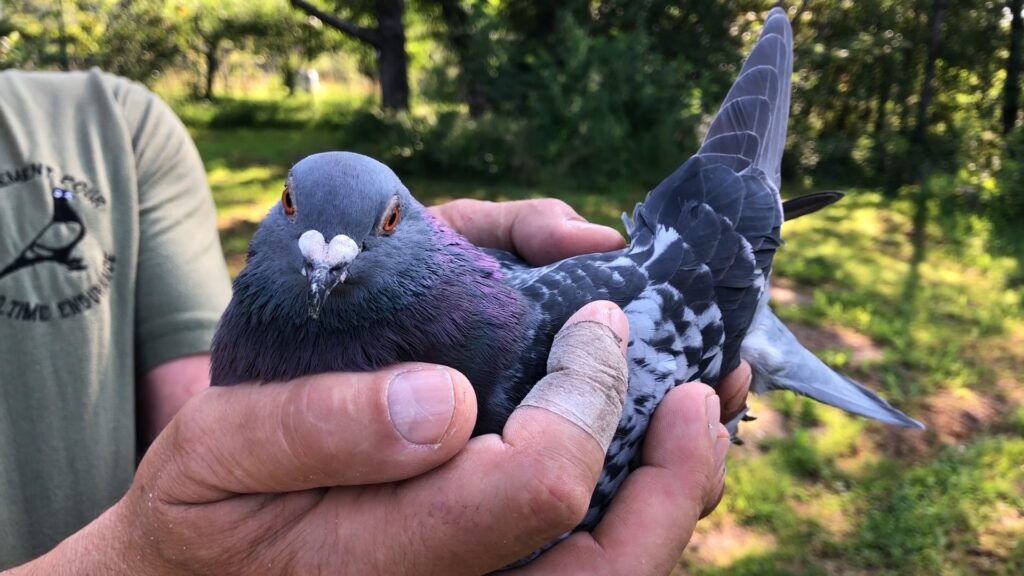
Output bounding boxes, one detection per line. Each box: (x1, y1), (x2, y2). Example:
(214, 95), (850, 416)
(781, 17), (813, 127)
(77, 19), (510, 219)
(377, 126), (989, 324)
(193, 124), (1024, 576)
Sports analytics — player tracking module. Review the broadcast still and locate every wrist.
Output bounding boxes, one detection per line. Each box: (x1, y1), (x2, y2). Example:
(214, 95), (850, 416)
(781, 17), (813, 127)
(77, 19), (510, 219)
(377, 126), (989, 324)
(5, 498), (139, 576)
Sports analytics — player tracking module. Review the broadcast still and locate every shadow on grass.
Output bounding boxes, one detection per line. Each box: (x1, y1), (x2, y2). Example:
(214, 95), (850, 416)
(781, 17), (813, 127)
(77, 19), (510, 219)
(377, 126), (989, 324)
(685, 433), (1024, 576)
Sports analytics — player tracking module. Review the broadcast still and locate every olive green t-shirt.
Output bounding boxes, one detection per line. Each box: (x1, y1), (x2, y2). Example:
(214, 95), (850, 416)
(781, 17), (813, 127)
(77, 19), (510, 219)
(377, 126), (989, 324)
(0, 69), (232, 567)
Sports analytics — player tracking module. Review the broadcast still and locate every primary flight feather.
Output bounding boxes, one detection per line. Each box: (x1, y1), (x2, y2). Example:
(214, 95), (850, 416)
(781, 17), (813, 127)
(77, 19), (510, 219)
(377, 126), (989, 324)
(211, 7), (921, 537)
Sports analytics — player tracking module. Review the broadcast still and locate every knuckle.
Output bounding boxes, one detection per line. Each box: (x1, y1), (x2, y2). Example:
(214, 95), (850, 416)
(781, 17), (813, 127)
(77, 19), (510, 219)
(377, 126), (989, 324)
(688, 382), (715, 398)
(448, 198), (482, 219)
(700, 465), (720, 499)
(519, 449), (593, 531)
(529, 198), (575, 222)
(702, 478), (727, 518)
(161, 392), (214, 471)
(535, 197), (573, 213)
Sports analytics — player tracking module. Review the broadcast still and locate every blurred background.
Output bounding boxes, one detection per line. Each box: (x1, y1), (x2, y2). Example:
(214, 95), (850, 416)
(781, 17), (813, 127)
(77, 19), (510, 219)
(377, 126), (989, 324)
(2, 1), (1022, 574)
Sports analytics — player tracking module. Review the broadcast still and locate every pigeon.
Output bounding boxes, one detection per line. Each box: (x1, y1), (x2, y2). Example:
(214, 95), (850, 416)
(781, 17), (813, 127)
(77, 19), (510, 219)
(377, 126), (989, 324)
(0, 180), (87, 280)
(211, 7), (921, 538)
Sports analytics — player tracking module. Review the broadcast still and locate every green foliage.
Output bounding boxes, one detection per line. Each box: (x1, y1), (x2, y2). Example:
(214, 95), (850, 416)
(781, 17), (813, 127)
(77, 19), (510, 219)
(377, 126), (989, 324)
(0, 0), (111, 70)
(490, 19), (698, 185)
(470, 1), (742, 185)
(3, 0), (1020, 221)
(769, 428), (830, 480)
(97, 0), (184, 83)
(172, 91), (370, 129)
(851, 438), (1024, 574)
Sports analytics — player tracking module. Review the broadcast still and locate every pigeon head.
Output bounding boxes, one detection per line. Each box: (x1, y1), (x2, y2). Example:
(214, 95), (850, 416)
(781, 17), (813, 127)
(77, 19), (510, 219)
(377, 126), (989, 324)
(249, 151), (433, 321)
(214, 150), (530, 387)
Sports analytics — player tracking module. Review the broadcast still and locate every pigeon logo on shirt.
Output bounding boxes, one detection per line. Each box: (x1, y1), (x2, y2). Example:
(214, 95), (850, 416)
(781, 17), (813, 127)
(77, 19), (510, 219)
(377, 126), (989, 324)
(0, 163), (115, 322)
(0, 178), (88, 280)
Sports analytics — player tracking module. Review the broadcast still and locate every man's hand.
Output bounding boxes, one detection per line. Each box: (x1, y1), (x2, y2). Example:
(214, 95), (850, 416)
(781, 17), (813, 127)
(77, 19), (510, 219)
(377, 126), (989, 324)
(10, 301), (621, 574)
(430, 198), (627, 265)
(435, 198), (751, 573)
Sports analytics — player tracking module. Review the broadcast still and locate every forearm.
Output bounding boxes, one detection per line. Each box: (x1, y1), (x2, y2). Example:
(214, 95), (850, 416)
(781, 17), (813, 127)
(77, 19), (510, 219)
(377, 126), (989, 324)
(138, 354), (212, 444)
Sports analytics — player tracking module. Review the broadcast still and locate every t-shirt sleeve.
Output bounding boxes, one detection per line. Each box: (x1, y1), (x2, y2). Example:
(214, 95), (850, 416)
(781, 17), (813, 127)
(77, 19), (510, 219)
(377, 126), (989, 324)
(108, 77), (232, 374)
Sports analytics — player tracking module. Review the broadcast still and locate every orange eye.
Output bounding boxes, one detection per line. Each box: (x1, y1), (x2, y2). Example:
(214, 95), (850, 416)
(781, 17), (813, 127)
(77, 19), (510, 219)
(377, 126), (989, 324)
(282, 185), (296, 216)
(381, 202), (401, 233)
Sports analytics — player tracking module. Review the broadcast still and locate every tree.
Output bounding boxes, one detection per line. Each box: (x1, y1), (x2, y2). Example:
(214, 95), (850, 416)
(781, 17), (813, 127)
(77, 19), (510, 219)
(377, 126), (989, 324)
(184, 1), (236, 100)
(0, 0), (110, 71)
(98, 0), (185, 84)
(1004, 0), (1023, 134)
(254, 8), (334, 96)
(178, 0), (283, 100)
(222, 1), (339, 97)
(429, 0), (489, 116)
(290, 0), (410, 110)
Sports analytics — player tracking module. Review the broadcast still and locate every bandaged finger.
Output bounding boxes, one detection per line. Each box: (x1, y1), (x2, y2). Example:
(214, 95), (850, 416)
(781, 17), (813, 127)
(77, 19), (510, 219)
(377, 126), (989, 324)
(520, 320), (628, 452)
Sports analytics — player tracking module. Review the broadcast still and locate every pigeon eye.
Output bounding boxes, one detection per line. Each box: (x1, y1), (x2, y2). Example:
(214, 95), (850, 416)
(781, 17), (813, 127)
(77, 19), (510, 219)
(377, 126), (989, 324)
(282, 185), (296, 216)
(381, 202), (401, 234)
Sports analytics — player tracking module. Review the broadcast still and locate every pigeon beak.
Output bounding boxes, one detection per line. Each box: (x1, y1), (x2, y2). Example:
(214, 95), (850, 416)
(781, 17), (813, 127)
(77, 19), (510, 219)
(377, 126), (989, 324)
(307, 264), (347, 320)
(298, 230), (360, 321)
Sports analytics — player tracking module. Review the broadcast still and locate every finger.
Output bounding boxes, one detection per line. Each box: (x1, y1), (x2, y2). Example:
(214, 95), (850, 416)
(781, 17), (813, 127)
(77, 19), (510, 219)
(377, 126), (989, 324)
(517, 301), (630, 452)
(338, 301), (630, 575)
(518, 383), (730, 575)
(148, 363), (477, 502)
(718, 360), (752, 423)
(430, 199), (626, 265)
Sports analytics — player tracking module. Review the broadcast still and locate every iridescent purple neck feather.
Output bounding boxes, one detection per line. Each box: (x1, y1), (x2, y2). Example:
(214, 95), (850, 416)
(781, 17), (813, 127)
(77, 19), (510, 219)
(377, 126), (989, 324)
(210, 152), (538, 432)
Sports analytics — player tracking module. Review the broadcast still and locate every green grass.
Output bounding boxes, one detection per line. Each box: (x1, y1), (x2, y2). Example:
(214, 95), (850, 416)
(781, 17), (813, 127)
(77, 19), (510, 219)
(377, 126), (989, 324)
(190, 123), (1024, 576)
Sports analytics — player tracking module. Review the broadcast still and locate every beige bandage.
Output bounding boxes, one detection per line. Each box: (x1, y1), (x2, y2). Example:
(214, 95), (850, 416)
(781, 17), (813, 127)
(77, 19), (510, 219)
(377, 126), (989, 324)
(520, 320), (628, 452)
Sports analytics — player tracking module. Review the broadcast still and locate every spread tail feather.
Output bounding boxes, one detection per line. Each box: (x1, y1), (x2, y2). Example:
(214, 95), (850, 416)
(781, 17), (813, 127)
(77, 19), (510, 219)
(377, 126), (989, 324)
(740, 301), (924, 429)
(782, 191), (845, 220)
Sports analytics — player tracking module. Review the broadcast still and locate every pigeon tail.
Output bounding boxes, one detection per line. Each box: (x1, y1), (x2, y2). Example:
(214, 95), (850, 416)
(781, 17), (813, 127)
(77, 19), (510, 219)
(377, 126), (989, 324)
(620, 7), (792, 383)
(628, 6), (791, 249)
(699, 6), (792, 191)
(740, 298), (924, 429)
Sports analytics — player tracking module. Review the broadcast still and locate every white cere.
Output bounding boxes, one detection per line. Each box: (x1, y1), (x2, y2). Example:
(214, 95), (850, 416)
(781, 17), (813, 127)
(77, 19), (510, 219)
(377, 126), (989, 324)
(298, 230), (360, 269)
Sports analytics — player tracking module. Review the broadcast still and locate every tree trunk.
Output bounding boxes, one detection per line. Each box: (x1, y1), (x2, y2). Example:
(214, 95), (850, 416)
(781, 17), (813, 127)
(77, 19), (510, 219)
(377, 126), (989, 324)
(438, 0), (488, 116)
(1004, 0), (1023, 134)
(834, 95), (852, 133)
(57, 0), (70, 71)
(204, 40), (219, 100)
(376, 0), (409, 111)
(905, 0), (948, 325)
(282, 63), (296, 97)
(873, 69), (892, 178)
(873, 75), (892, 136)
(290, 0), (410, 111)
(910, 0), (946, 150)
